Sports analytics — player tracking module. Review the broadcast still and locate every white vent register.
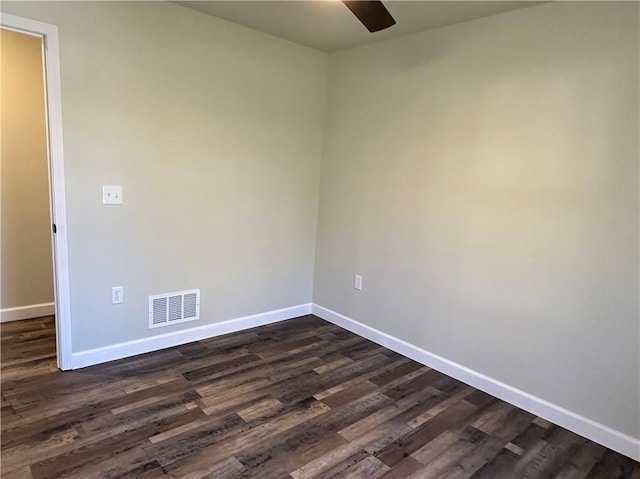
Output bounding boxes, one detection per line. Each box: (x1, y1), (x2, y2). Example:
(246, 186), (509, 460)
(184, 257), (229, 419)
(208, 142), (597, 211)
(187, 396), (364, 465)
(149, 289), (200, 329)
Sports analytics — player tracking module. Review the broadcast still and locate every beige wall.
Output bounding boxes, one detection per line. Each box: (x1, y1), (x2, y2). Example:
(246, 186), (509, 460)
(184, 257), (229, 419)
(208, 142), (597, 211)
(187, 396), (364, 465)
(314, 2), (639, 439)
(2, 0), (638, 446)
(0, 1), (328, 350)
(1, 28), (54, 311)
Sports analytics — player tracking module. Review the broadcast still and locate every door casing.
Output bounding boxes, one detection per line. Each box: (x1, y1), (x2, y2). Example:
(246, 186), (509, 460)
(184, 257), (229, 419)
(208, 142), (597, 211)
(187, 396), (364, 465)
(1, 13), (72, 370)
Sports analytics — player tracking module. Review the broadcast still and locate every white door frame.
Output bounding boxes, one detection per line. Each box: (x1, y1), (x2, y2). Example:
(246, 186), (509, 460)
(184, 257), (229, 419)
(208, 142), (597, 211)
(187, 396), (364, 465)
(1, 13), (73, 370)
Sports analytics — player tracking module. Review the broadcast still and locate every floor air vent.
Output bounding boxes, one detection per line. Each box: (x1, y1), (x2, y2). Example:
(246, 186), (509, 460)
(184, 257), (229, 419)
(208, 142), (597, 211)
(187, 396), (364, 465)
(149, 289), (200, 329)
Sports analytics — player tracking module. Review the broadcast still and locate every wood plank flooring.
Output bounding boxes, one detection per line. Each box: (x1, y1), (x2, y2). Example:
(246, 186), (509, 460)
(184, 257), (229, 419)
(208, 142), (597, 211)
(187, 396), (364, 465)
(1, 315), (638, 479)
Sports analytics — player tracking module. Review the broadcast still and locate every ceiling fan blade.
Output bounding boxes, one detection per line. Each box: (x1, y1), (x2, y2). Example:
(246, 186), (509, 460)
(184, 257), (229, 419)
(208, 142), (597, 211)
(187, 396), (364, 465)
(342, 1), (396, 33)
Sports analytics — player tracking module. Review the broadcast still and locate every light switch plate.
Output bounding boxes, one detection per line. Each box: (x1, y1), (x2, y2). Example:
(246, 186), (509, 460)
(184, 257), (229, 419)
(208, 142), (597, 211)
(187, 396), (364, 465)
(103, 185), (123, 204)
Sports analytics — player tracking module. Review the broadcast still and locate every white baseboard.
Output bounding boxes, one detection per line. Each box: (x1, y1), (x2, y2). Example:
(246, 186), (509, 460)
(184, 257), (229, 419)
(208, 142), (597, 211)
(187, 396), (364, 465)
(71, 303), (312, 369)
(312, 304), (640, 462)
(1, 303), (55, 323)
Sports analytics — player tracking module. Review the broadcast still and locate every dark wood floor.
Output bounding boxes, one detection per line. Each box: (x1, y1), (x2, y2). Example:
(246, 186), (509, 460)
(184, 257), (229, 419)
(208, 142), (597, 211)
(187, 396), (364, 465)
(1, 316), (638, 479)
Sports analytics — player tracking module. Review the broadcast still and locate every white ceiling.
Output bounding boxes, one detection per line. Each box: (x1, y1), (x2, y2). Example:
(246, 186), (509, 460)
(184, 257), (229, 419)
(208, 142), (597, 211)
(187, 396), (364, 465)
(176, 1), (544, 52)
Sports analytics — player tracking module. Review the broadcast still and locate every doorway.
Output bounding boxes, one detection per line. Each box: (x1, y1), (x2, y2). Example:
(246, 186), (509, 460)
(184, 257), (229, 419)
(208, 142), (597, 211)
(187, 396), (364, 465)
(1, 14), (72, 369)
(1, 28), (54, 331)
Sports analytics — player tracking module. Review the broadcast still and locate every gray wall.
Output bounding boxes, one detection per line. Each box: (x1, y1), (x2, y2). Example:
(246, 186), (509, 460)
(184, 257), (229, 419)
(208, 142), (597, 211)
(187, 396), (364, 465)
(313, 2), (639, 438)
(1, 1), (327, 351)
(1, 29), (54, 312)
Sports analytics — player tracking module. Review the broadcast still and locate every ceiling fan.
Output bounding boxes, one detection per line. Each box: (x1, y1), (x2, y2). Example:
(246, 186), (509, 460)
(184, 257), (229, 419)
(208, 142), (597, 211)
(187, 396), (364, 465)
(342, 1), (396, 33)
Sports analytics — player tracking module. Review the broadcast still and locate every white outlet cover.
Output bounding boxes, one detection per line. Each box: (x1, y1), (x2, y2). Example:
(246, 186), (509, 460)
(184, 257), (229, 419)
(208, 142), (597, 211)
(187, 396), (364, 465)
(103, 185), (123, 205)
(112, 286), (124, 304)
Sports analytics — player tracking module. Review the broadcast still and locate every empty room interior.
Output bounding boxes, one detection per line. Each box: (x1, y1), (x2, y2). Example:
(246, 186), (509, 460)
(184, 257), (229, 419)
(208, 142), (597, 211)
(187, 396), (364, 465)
(1, 1), (638, 478)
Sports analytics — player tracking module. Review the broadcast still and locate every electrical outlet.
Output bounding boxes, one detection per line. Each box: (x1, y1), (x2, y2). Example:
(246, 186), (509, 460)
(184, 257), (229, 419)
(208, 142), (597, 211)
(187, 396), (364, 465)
(112, 286), (124, 304)
(354, 274), (363, 291)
